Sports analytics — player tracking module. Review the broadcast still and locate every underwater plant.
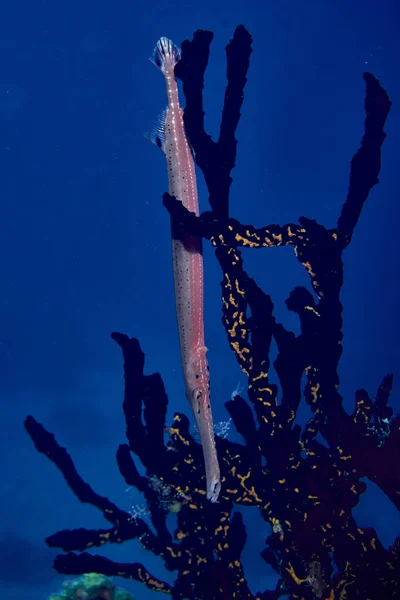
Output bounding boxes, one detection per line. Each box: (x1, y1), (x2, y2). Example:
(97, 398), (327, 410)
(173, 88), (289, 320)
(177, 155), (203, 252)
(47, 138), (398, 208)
(25, 25), (399, 600)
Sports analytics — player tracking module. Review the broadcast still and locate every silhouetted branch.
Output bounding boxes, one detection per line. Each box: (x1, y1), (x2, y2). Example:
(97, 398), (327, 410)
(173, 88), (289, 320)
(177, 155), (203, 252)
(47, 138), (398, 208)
(337, 72), (392, 248)
(176, 25), (252, 219)
(24, 27), (399, 600)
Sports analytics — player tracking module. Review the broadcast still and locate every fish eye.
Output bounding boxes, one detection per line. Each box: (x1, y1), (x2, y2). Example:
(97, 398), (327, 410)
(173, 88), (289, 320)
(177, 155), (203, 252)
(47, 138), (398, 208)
(192, 388), (203, 401)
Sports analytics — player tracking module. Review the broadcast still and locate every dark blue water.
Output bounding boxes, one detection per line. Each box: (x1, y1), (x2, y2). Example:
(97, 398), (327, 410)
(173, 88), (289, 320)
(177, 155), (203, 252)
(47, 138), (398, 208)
(0, 1), (399, 598)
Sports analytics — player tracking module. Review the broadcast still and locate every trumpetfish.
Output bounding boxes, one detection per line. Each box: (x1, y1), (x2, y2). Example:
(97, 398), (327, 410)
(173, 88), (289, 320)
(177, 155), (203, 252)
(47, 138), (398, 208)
(151, 37), (221, 502)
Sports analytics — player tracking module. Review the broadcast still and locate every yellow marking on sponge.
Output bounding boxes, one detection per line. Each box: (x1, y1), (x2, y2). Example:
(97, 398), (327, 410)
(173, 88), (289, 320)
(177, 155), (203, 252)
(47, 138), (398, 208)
(166, 546), (179, 558)
(263, 236), (273, 247)
(228, 321), (239, 338)
(236, 470), (263, 502)
(235, 279), (246, 296)
(286, 562), (308, 585)
(302, 261), (316, 277)
(311, 383), (320, 402)
(252, 372), (268, 382)
(234, 233), (258, 247)
(305, 305), (321, 317)
(246, 229), (261, 241)
(231, 342), (251, 364)
(224, 273), (233, 289)
(168, 426), (190, 445)
(229, 293), (239, 308)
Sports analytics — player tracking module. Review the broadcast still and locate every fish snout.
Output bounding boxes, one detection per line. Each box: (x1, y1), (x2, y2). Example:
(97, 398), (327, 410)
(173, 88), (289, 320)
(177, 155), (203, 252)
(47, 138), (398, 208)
(207, 478), (221, 503)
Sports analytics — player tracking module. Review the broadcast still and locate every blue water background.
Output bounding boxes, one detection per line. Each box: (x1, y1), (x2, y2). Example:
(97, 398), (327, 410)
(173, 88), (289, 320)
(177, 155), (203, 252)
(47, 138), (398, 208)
(0, 0), (399, 598)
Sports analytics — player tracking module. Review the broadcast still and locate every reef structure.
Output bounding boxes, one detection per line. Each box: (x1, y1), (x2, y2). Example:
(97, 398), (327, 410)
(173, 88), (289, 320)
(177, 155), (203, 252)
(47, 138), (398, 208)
(25, 26), (399, 600)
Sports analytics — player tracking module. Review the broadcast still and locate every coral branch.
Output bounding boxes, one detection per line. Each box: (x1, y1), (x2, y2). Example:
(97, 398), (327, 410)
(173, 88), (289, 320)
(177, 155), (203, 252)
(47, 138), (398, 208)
(175, 25), (252, 219)
(337, 72), (392, 249)
(24, 26), (399, 600)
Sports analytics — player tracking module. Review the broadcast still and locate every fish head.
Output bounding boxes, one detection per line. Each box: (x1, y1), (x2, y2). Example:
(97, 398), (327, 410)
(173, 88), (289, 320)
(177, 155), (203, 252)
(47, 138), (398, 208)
(207, 478), (221, 503)
(186, 345), (210, 414)
(186, 345), (221, 503)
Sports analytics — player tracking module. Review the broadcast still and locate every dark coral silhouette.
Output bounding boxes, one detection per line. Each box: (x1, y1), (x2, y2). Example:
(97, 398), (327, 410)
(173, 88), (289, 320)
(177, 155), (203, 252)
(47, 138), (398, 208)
(25, 26), (398, 600)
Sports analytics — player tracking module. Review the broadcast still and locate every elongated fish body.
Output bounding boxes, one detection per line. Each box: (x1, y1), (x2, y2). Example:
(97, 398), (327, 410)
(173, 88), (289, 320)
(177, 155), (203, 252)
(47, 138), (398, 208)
(151, 37), (221, 502)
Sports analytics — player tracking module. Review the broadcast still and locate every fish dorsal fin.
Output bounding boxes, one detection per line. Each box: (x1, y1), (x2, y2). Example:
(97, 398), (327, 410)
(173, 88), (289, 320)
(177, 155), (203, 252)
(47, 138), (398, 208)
(145, 108), (167, 153)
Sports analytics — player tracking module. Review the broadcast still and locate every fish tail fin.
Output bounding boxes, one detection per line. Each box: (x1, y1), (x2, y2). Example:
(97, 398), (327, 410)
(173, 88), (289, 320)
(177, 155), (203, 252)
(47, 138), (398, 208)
(150, 37), (181, 73)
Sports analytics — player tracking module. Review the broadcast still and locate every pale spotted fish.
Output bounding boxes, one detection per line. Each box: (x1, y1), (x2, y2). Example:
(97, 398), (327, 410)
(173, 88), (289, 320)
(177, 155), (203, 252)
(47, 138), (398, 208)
(150, 37), (221, 502)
